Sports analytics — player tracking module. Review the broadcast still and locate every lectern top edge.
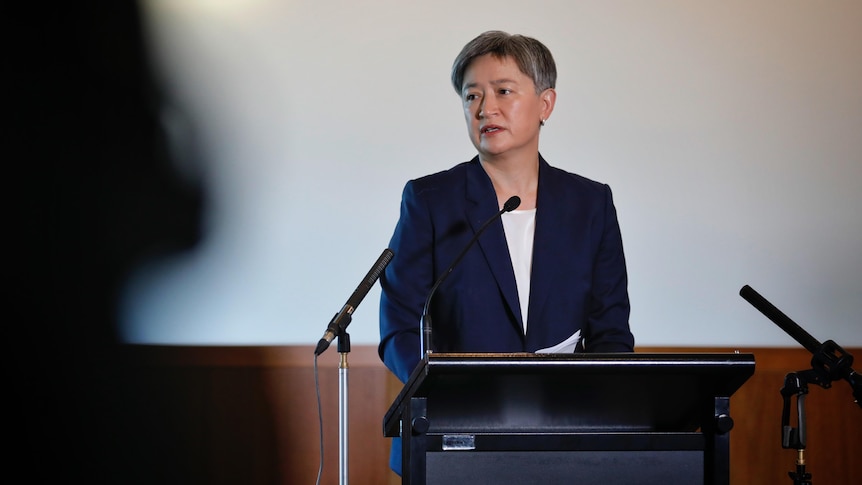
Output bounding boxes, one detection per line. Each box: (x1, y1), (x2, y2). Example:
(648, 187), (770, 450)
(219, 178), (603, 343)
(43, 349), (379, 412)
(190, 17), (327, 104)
(383, 352), (755, 438)
(423, 351), (755, 364)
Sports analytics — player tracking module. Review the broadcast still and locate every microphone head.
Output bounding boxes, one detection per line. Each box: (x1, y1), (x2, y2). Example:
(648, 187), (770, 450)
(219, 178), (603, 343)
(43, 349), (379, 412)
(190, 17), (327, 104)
(503, 195), (521, 212)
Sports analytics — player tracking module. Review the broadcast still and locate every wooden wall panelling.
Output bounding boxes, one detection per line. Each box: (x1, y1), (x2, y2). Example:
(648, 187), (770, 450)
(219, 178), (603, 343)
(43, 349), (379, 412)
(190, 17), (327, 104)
(640, 347), (862, 484)
(116, 345), (861, 484)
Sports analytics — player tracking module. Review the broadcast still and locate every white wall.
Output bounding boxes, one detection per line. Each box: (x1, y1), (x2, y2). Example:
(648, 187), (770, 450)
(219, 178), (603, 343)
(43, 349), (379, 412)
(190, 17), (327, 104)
(120, 0), (862, 349)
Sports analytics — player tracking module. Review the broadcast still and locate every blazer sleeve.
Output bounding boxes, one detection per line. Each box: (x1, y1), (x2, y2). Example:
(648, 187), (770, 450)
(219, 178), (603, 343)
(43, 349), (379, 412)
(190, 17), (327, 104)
(378, 180), (433, 383)
(584, 184), (635, 352)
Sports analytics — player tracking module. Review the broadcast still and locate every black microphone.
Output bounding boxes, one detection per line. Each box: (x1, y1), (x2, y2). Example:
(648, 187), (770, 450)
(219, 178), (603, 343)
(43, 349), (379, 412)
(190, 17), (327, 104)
(314, 248), (395, 356)
(420, 195), (521, 358)
(740, 284), (861, 407)
(739, 285), (820, 353)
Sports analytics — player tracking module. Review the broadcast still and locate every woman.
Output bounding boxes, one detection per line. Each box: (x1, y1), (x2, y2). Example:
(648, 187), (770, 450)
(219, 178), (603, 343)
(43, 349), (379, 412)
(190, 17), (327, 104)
(379, 29), (635, 389)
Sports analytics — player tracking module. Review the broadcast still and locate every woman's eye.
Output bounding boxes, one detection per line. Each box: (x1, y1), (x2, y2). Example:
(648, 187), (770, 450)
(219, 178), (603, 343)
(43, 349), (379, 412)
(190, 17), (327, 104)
(499, 88), (511, 95)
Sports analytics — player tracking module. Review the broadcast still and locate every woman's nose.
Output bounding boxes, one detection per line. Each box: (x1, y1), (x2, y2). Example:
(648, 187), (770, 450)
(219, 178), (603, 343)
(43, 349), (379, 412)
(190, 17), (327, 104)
(478, 96), (497, 118)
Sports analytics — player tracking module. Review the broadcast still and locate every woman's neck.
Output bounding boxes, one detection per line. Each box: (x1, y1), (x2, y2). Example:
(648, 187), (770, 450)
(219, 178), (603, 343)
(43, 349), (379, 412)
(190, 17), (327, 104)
(480, 155), (539, 210)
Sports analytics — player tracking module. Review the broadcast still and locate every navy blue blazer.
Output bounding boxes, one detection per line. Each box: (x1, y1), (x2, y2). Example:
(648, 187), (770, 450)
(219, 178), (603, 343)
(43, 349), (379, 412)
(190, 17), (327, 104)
(379, 155), (634, 384)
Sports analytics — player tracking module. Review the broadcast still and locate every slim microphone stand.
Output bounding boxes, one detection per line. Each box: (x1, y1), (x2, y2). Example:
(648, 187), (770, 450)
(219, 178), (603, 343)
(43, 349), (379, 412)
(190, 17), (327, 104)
(336, 319), (351, 485)
(420, 196), (522, 359)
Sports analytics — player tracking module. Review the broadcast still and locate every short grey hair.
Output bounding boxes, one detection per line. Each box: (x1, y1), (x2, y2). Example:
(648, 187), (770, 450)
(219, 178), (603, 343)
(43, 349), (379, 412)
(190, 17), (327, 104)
(451, 30), (557, 95)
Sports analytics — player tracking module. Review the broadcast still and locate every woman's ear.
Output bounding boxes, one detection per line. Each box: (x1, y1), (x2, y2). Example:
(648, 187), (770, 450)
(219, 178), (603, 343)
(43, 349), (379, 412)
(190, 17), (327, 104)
(540, 88), (556, 122)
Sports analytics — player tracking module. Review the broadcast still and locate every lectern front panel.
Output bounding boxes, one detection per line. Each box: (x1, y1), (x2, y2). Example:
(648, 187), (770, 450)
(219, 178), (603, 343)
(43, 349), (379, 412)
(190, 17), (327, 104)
(426, 450), (703, 485)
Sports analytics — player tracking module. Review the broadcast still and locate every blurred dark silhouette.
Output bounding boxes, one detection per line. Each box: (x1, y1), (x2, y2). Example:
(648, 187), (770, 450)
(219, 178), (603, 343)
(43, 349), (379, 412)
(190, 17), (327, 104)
(13, 2), (203, 481)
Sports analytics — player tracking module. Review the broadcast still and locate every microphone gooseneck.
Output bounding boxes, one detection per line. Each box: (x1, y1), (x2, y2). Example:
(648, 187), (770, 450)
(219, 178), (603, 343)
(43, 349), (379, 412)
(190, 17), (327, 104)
(314, 248), (395, 356)
(420, 195), (521, 358)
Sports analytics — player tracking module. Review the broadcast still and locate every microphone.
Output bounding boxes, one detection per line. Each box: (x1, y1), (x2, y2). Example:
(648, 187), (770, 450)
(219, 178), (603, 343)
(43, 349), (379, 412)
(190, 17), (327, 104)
(740, 284), (861, 407)
(420, 195), (521, 358)
(314, 248), (395, 356)
(739, 285), (820, 353)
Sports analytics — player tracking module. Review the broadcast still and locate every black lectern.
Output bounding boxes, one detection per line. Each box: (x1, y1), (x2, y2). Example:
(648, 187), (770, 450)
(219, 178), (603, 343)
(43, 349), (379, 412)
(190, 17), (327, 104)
(383, 352), (754, 485)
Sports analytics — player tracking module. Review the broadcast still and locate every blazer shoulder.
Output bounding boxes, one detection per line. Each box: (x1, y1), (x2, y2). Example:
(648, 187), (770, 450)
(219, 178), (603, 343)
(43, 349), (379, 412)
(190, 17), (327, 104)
(542, 161), (612, 199)
(407, 159), (477, 197)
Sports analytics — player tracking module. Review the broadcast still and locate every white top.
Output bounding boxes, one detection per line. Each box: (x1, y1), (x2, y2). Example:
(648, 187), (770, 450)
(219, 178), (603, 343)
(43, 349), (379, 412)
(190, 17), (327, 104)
(501, 208), (536, 334)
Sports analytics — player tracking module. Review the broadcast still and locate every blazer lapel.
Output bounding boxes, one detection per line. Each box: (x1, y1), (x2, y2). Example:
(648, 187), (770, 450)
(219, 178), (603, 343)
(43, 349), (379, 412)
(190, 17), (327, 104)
(526, 157), (561, 327)
(465, 160), (523, 330)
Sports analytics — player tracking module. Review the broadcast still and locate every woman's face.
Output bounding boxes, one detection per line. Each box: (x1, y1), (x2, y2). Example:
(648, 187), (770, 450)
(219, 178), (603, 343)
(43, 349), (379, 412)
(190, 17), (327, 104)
(460, 54), (554, 162)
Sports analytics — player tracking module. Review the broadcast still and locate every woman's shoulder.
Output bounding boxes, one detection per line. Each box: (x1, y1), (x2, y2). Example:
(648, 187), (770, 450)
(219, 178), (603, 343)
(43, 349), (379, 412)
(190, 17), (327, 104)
(407, 158), (478, 193)
(541, 157), (611, 195)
